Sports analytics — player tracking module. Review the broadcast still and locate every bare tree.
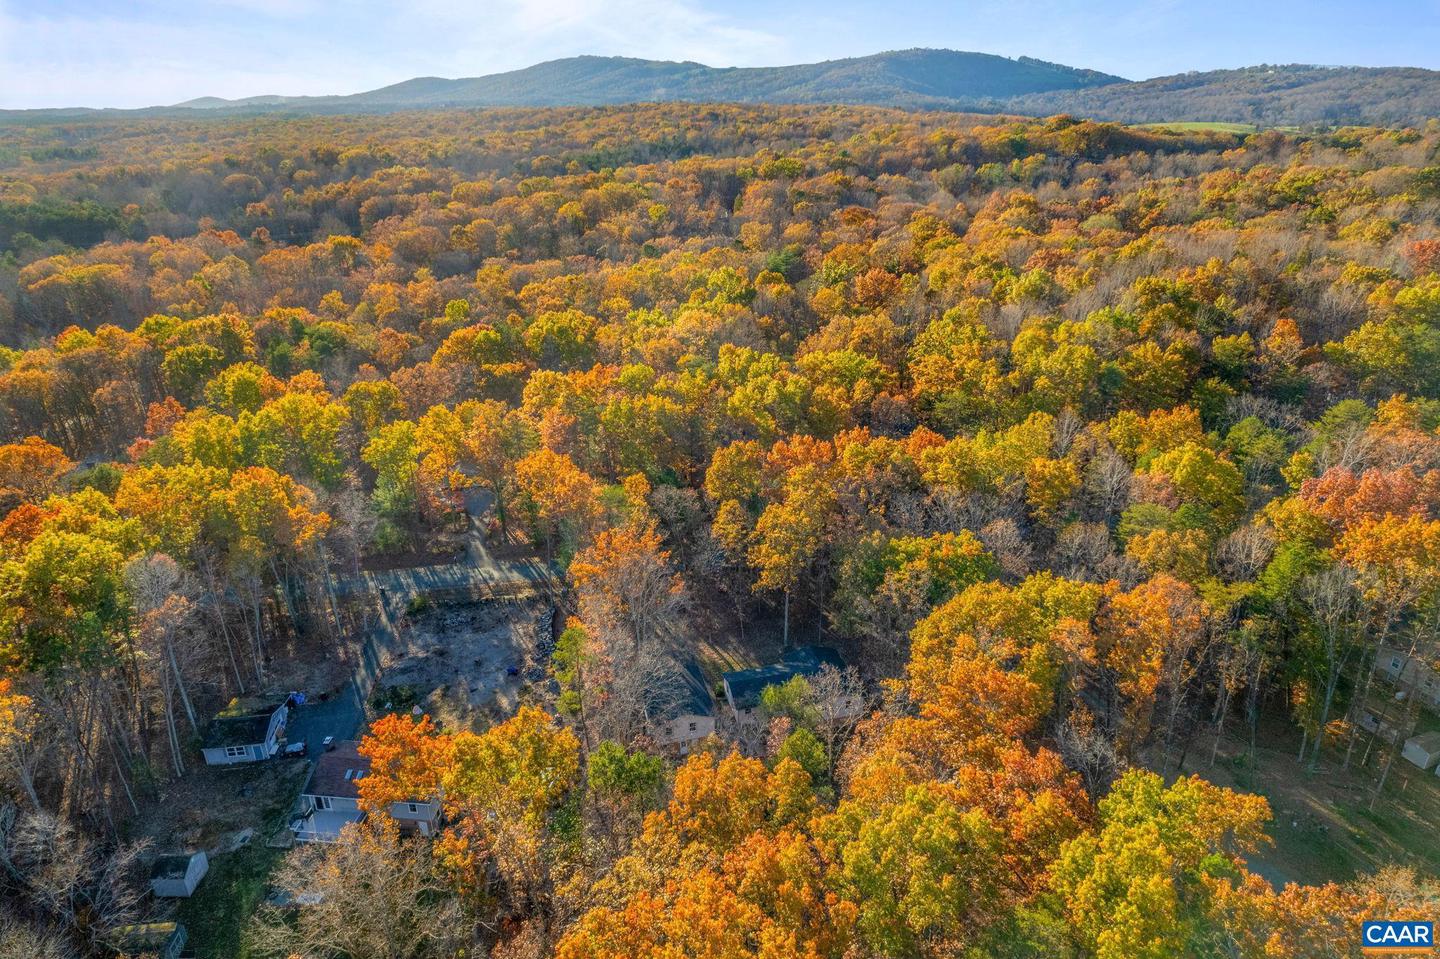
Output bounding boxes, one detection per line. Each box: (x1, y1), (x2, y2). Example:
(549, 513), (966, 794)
(252, 823), (467, 959)
(978, 518), (1033, 581)
(1298, 565), (1362, 770)
(0, 806), (149, 956)
(1084, 445), (1133, 517)
(1214, 524), (1276, 582)
(0, 683), (51, 813)
(1056, 708), (1124, 798)
(127, 554), (206, 777)
(0, 915), (72, 959)
(808, 666), (868, 779)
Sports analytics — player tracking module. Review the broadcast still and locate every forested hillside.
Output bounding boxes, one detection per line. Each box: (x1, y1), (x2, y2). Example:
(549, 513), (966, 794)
(21, 51), (1440, 128)
(175, 50), (1124, 112)
(2, 104), (1440, 957)
(1011, 64), (1440, 127)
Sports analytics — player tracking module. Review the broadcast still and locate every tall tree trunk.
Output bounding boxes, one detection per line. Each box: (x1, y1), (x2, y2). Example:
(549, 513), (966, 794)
(1344, 610), (1396, 770)
(161, 673), (185, 778)
(1309, 658), (1343, 771)
(202, 562), (246, 693)
(166, 633), (198, 734)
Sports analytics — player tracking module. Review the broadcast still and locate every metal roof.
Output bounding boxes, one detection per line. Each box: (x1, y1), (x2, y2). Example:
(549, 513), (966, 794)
(721, 646), (845, 711)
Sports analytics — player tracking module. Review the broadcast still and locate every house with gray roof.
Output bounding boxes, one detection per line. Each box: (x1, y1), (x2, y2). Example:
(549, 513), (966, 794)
(292, 740), (368, 843)
(646, 656), (716, 754)
(721, 646), (856, 726)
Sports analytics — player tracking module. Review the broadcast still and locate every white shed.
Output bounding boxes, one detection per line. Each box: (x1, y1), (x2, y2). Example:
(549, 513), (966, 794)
(1402, 731), (1440, 771)
(149, 851), (209, 898)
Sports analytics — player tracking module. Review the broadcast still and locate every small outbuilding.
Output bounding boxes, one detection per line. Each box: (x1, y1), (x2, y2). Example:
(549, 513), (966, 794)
(149, 851), (209, 898)
(201, 703), (288, 765)
(1403, 731), (1440, 770)
(108, 921), (187, 959)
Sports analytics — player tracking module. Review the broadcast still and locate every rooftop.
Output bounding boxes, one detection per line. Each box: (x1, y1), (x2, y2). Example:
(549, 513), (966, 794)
(721, 646), (845, 711)
(648, 656), (714, 720)
(201, 705), (281, 749)
(108, 922), (184, 950)
(303, 740), (370, 800)
(149, 853), (199, 881)
(1407, 730), (1440, 750)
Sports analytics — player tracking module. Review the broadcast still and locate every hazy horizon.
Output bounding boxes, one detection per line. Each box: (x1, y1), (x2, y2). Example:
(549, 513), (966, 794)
(3, 0), (1440, 110)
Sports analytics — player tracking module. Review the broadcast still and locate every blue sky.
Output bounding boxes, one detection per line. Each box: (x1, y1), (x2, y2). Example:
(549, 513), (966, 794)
(2, 0), (1439, 109)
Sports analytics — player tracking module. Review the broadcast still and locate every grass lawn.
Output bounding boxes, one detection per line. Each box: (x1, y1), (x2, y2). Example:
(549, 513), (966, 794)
(1181, 710), (1440, 886)
(173, 768), (306, 958)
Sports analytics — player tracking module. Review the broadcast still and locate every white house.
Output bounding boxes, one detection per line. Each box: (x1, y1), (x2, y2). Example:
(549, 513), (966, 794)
(292, 741), (368, 843)
(148, 852), (208, 898)
(1378, 646), (1440, 710)
(200, 703), (288, 765)
(389, 798), (442, 836)
(289, 738), (444, 839)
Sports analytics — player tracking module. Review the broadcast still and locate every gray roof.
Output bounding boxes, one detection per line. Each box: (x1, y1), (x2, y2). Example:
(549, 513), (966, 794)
(649, 656), (714, 720)
(1407, 731), (1440, 750)
(150, 854), (198, 881)
(201, 708), (279, 749)
(722, 646), (845, 711)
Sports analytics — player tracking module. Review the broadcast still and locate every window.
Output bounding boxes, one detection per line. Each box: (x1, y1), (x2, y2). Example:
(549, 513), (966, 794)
(664, 726), (673, 736)
(225, 745), (247, 758)
(1392, 657), (1403, 671)
(316, 796), (332, 810)
(688, 722), (698, 732)
(407, 803), (419, 814)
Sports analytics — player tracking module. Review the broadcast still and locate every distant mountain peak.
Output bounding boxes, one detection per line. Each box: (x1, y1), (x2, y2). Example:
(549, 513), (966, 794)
(9, 49), (1440, 127)
(170, 49), (1129, 113)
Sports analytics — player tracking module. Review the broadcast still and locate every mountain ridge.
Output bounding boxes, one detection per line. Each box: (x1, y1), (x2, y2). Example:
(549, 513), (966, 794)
(173, 49), (1126, 112)
(9, 50), (1440, 127)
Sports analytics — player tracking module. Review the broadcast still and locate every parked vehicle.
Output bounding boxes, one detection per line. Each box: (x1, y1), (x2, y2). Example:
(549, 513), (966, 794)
(282, 741), (307, 758)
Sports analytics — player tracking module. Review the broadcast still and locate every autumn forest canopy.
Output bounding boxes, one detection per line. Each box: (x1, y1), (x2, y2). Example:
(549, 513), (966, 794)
(2, 103), (1440, 958)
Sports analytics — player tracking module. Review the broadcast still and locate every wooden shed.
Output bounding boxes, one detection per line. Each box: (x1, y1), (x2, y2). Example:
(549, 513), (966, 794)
(108, 921), (187, 959)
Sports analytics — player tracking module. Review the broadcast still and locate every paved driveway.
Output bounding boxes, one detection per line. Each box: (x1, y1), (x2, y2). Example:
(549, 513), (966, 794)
(286, 690), (363, 755)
